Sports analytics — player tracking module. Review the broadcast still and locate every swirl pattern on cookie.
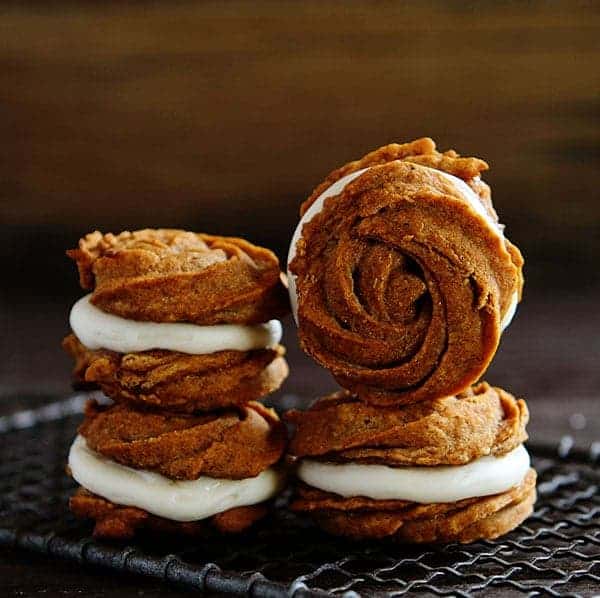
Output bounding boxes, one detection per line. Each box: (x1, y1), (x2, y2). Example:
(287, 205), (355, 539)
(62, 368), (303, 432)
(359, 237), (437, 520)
(68, 229), (289, 325)
(79, 400), (286, 480)
(288, 383), (535, 543)
(291, 469), (537, 543)
(286, 383), (529, 466)
(64, 229), (290, 412)
(63, 334), (288, 413)
(70, 400), (287, 538)
(70, 488), (269, 539)
(288, 138), (523, 404)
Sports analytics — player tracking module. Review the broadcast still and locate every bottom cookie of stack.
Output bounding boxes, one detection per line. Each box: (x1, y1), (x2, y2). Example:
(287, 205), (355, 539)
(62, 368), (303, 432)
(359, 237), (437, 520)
(286, 383), (536, 543)
(68, 400), (286, 539)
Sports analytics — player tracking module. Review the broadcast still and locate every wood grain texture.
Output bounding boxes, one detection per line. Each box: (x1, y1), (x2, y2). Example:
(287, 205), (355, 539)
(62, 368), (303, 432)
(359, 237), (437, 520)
(1, 1), (599, 263)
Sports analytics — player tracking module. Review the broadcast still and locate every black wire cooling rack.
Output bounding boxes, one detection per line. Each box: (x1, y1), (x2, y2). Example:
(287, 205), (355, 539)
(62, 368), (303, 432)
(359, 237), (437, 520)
(0, 394), (599, 597)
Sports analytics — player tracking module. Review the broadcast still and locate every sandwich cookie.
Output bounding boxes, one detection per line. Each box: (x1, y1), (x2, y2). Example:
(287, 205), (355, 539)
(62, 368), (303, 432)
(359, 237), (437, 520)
(286, 383), (536, 543)
(69, 400), (286, 539)
(288, 139), (524, 405)
(64, 229), (290, 412)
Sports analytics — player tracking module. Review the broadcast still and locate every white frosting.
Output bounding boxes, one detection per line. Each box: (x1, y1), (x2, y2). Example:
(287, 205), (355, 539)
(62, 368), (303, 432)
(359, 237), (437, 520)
(501, 290), (519, 330)
(434, 170), (501, 237)
(286, 163), (518, 328)
(70, 294), (282, 354)
(287, 168), (370, 320)
(69, 435), (284, 522)
(297, 444), (530, 504)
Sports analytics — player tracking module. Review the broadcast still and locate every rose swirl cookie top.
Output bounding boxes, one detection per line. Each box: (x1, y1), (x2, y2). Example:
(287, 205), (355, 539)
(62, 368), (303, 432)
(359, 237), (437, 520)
(68, 229), (290, 325)
(288, 138), (524, 405)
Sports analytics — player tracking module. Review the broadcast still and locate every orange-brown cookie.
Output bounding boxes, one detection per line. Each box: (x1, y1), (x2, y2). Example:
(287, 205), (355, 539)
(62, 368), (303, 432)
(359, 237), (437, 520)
(79, 400), (286, 480)
(63, 334), (288, 413)
(68, 229), (289, 324)
(290, 469), (536, 543)
(289, 138), (523, 405)
(286, 383), (528, 466)
(70, 488), (268, 539)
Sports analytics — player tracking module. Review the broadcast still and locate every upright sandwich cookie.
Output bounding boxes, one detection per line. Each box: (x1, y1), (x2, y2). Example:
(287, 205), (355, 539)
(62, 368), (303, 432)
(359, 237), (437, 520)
(287, 383), (536, 543)
(288, 139), (523, 405)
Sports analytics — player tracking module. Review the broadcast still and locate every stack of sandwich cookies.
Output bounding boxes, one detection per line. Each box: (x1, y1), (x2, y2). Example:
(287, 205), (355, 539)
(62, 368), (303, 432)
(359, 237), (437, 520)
(64, 229), (289, 539)
(286, 139), (536, 543)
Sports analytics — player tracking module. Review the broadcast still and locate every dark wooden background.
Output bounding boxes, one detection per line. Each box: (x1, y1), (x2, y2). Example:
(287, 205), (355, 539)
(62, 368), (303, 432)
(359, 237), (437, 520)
(2, 2), (600, 260)
(1, 2), (599, 595)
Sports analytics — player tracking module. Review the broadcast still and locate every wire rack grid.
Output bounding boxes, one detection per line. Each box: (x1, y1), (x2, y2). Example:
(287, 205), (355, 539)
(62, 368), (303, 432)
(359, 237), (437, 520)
(0, 394), (599, 597)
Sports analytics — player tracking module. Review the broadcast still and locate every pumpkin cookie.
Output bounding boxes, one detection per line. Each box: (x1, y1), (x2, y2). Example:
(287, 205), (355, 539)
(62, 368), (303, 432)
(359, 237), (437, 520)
(288, 139), (523, 405)
(286, 384), (535, 543)
(70, 489), (268, 540)
(291, 470), (536, 543)
(68, 401), (286, 539)
(63, 334), (288, 413)
(64, 229), (290, 412)
(68, 229), (289, 324)
(287, 383), (528, 466)
(64, 229), (291, 539)
(78, 399), (286, 480)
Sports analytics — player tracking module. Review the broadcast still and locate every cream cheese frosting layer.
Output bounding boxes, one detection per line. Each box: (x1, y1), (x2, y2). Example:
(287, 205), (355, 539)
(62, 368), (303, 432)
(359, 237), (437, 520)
(70, 294), (283, 354)
(69, 435), (284, 522)
(287, 164), (518, 329)
(297, 444), (530, 504)
(287, 167), (368, 321)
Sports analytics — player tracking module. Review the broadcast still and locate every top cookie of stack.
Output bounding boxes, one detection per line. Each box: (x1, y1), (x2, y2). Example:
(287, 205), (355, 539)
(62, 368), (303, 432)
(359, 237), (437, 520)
(288, 137), (523, 405)
(64, 229), (289, 412)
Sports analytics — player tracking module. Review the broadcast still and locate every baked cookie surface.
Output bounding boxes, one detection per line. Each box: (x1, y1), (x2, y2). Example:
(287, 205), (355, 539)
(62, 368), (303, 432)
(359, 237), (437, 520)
(289, 138), (523, 405)
(79, 400), (286, 480)
(70, 488), (268, 540)
(64, 334), (288, 413)
(64, 229), (290, 540)
(68, 229), (289, 324)
(286, 383), (534, 542)
(291, 469), (536, 543)
(286, 382), (528, 466)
